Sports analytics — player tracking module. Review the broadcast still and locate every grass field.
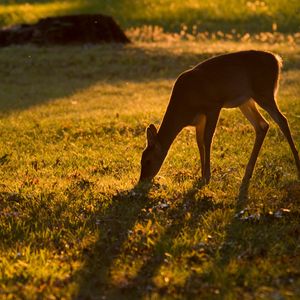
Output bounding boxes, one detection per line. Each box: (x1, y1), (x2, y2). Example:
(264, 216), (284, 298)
(1, 0), (300, 33)
(0, 0), (300, 299)
(0, 37), (300, 299)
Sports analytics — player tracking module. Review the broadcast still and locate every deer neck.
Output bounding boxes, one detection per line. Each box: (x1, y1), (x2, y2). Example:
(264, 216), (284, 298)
(157, 105), (184, 153)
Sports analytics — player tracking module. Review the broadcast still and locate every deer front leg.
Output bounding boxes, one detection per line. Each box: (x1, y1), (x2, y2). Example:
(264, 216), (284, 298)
(239, 100), (269, 192)
(203, 110), (221, 184)
(195, 114), (207, 179)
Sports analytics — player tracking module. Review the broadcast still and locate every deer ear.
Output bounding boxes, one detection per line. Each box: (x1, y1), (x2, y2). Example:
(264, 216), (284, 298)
(146, 124), (157, 147)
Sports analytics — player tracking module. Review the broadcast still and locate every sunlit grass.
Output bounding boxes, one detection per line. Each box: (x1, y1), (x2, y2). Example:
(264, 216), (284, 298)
(0, 1), (84, 27)
(1, 0), (300, 32)
(127, 25), (300, 46)
(0, 39), (299, 299)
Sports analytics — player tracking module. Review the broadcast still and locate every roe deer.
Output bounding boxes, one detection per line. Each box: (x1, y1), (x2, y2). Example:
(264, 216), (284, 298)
(139, 50), (300, 193)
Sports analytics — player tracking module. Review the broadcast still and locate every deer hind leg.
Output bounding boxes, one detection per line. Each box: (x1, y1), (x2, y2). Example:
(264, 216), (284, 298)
(195, 114), (207, 179)
(257, 96), (300, 178)
(239, 99), (269, 189)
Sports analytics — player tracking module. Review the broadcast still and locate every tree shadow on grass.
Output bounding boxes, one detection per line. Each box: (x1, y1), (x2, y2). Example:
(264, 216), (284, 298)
(0, 45), (218, 114)
(1, 44), (299, 115)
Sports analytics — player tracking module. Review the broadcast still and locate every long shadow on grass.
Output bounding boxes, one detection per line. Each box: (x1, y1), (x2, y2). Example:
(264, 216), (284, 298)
(75, 181), (300, 299)
(75, 183), (153, 299)
(99, 180), (228, 299)
(1, 45), (299, 115)
(184, 182), (300, 298)
(0, 46), (218, 114)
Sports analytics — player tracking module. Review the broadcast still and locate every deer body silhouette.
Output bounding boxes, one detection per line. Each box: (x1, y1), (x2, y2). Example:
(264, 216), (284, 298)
(140, 50), (300, 191)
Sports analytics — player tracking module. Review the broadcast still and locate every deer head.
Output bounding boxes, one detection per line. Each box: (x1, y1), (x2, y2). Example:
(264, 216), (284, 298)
(139, 124), (165, 182)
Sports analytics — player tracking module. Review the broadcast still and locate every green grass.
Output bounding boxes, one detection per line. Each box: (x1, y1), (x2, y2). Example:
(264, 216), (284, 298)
(0, 39), (300, 299)
(1, 0), (300, 33)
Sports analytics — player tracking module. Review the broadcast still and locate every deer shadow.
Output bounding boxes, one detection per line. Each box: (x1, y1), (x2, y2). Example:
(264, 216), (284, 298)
(72, 177), (300, 299)
(75, 179), (226, 299)
(74, 182), (152, 299)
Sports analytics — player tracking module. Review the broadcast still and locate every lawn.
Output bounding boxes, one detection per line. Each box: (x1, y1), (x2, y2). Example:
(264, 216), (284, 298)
(0, 0), (300, 299)
(0, 36), (300, 299)
(1, 0), (300, 33)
